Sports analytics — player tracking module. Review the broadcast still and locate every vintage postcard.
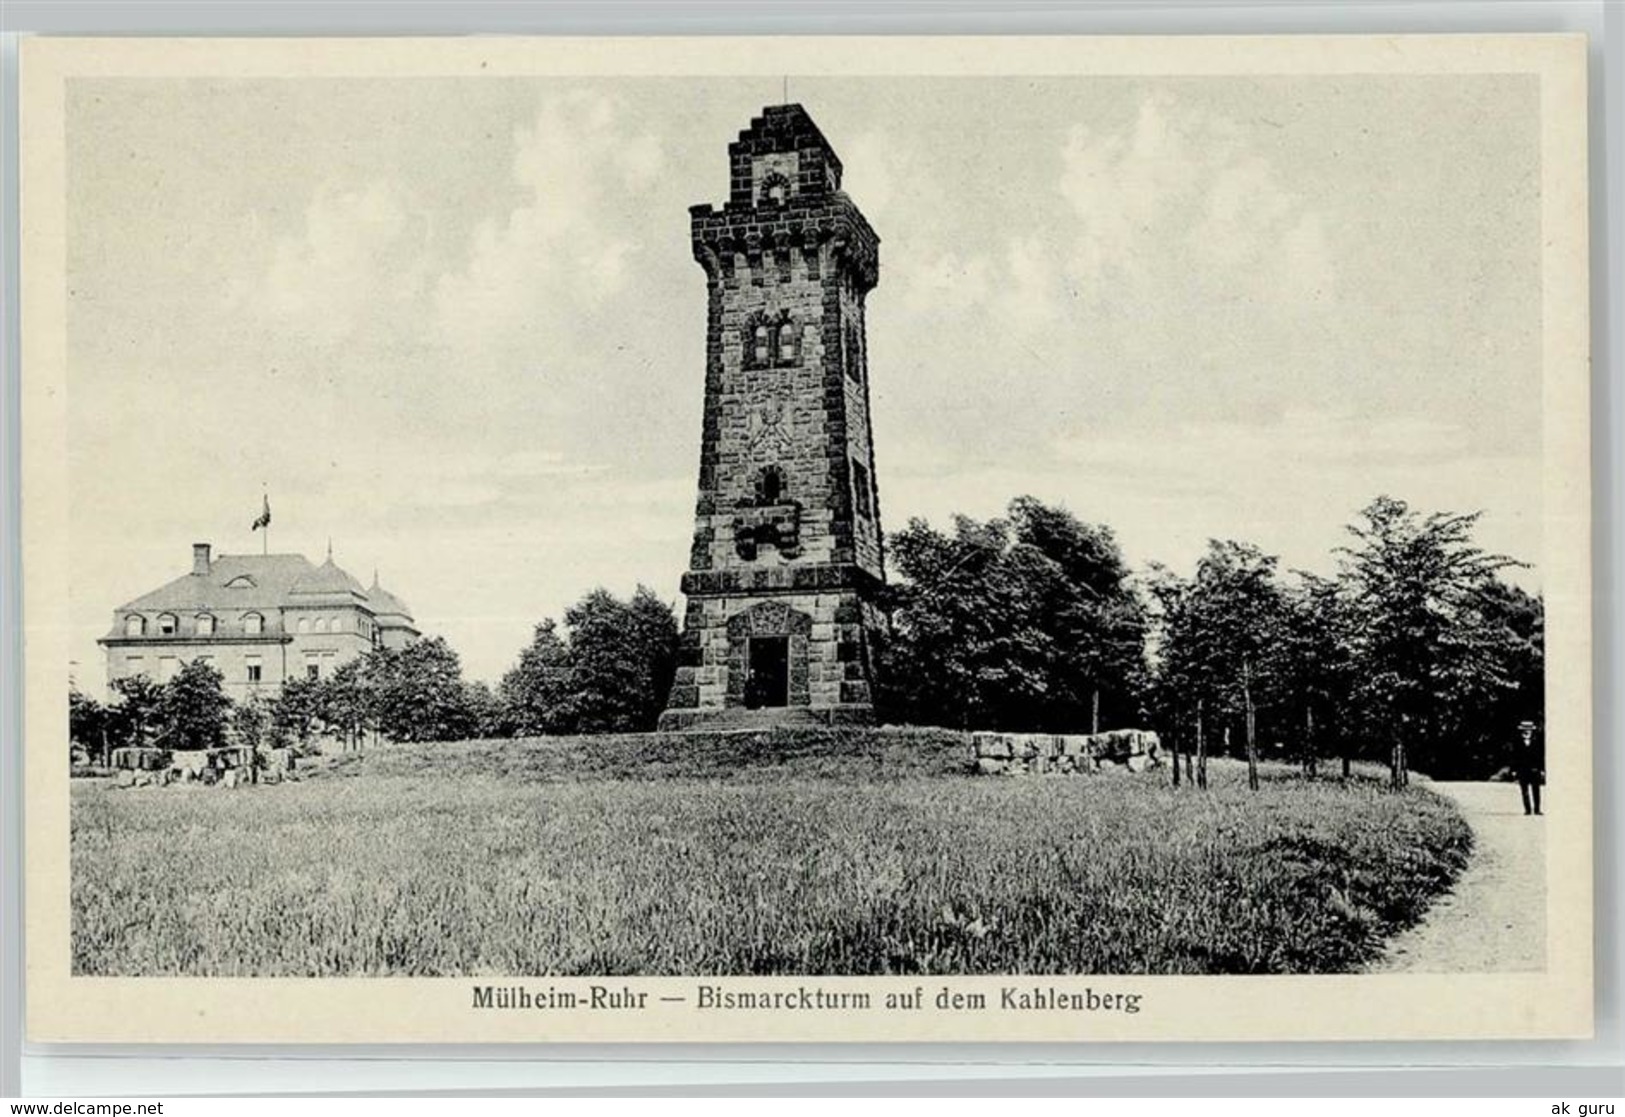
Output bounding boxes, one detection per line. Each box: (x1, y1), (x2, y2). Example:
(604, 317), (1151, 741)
(20, 34), (1591, 1044)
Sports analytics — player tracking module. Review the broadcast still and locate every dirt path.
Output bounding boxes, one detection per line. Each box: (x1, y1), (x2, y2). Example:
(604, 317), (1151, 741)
(1371, 780), (1546, 973)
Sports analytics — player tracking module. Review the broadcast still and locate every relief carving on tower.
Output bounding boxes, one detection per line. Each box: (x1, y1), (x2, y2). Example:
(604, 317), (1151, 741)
(733, 462), (801, 561)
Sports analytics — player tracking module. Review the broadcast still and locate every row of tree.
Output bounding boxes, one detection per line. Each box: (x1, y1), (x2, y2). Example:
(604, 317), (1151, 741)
(71, 494), (1542, 783)
(70, 588), (683, 760)
(879, 494), (1542, 784)
(70, 636), (496, 760)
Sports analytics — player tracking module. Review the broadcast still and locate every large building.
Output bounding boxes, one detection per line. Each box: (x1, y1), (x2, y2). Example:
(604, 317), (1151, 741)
(98, 542), (419, 697)
(659, 104), (887, 729)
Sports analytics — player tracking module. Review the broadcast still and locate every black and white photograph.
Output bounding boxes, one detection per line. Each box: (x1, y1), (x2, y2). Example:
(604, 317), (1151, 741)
(20, 34), (1592, 1044)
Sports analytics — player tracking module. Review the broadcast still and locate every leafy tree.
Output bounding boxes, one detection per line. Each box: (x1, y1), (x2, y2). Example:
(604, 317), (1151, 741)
(1145, 567), (1209, 787)
(498, 619), (576, 736)
(318, 658), (374, 751)
(69, 686), (110, 764)
(1338, 496), (1520, 785)
(1280, 572), (1362, 778)
(158, 660), (232, 751)
(461, 679), (508, 740)
(881, 514), (1051, 730)
(880, 498), (1147, 734)
(232, 690), (280, 750)
(1426, 576), (1543, 778)
(560, 586), (679, 734)
(106, 674), (164, 751)
(1008, 496), (1148, 732)
(496, 590), (679, 736)
(271, 674), (325, 748)
(1150, 541), (1290, 791)
(370, 636), (478, 743)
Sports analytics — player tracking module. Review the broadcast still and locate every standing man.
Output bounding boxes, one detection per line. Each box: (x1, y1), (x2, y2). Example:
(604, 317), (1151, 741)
(1514, 720), (1543, 816)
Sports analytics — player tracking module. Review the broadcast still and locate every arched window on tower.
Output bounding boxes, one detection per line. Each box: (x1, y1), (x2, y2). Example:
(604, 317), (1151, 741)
(760, 170), (791, 207)
(751, 322), (772, 369)
(758, 464), (785, 505)
(777, 321), (799, 366)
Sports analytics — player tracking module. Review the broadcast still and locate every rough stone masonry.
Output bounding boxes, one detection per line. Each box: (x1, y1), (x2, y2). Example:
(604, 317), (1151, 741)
(659, 105), (887, 730)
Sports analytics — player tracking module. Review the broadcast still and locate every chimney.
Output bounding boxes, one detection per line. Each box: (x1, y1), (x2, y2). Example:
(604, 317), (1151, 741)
(192, 543), (211, 576)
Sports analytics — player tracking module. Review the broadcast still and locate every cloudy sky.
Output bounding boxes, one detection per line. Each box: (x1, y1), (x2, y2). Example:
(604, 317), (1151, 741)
(64, 74), (1541, 687)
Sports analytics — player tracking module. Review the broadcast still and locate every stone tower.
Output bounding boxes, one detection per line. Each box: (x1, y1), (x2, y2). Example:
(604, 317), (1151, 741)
(659, 104), (886, 730)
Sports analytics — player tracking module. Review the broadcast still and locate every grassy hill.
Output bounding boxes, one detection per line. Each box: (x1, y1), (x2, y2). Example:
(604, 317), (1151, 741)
(71, 730), (1472, 976)
(309, 725), (974, 784)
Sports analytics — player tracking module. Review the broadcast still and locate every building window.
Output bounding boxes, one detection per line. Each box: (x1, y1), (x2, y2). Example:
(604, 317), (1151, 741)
(760, 170), (791, 207)
(157, 613), (178, 636)
(751, 323), (772, 368)
(845, 328), (863, 382)
(297, 617), (310, 634)
(307, 662), (320, 680)
(124, 615), (145, 637)
(778, 321), (799, 365)
(756, 464), (785, 505)
(243, 612), (264, 636)
(195, 613), (215, 636)
(852, 459), (873, 518)
(246, 658), (262, 684)
(744, 312), (802, 370)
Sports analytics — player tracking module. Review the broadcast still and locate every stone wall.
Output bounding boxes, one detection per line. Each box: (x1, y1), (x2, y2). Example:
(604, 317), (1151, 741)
(971, 728), (1161, 776)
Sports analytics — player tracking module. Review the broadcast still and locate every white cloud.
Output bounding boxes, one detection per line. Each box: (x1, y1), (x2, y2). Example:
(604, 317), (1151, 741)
(255, 181), (430, 344)
(1058, 94), (1334, 306)
(432, 93), (665, 351)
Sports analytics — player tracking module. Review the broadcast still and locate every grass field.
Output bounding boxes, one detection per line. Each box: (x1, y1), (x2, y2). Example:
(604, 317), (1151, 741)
(71, 733), (1473, 976)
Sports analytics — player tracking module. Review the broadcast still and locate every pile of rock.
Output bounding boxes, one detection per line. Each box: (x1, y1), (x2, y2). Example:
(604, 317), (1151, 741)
(109, 745), (300, 789)
(971, 728), (1160, 776)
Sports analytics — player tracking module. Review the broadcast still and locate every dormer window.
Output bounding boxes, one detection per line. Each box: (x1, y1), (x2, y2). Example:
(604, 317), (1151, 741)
(298, 617), (310, 634)
(225, 575), (256, 589)
(243, 612), (264, 636)
(195, 613), (215, 636)
(157, 613), (178, 636)
(124, 614), (145, 637)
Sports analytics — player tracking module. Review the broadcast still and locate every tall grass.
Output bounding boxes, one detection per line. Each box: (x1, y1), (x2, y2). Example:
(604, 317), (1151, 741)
(71, 751), (1470, 976)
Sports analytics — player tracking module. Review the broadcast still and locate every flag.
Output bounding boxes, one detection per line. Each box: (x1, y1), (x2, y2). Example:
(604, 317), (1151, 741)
(251, 494), (271, 531)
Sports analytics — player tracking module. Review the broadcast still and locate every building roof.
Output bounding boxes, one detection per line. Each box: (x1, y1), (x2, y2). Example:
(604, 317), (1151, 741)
(106, 549), (415, 639)
(289, 556), (368, 600)
(119, 552), (319, 614)
(365, 572), (414, 622)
